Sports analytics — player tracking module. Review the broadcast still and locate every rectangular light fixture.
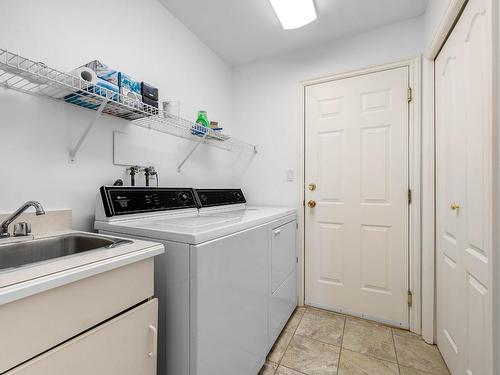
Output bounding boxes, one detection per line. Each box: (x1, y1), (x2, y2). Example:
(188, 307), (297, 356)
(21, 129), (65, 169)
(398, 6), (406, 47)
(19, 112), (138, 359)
(269, 0), (317, 30)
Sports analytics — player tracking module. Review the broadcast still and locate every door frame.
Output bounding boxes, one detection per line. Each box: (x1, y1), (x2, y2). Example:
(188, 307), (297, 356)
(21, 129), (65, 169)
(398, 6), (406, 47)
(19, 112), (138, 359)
(298, 57), (422, 333)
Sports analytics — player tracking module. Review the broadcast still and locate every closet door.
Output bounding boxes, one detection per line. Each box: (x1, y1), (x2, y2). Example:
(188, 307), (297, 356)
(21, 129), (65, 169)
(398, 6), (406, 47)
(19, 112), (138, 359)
(435, 0), (493, 373)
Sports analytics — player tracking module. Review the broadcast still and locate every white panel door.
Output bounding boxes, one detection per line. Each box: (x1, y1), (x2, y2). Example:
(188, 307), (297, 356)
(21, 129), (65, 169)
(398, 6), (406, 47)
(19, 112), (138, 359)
(305, 67), (409, 327)
(435, 0), (493, 373)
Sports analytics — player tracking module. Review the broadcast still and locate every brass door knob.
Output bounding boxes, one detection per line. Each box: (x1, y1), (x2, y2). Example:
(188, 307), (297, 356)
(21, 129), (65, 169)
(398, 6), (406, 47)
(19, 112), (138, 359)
(451, 203), (460, 211)
(308, 183), (317, 191)
(307, 200), (316, 208)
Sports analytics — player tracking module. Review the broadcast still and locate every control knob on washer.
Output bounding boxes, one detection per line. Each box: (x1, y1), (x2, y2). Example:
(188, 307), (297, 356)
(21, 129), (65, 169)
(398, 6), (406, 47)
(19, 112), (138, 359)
(178, 192), (189, 204)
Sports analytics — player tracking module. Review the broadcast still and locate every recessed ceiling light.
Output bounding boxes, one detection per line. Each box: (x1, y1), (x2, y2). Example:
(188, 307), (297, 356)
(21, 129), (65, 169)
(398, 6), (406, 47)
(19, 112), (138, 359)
(269, 0), (317, 30)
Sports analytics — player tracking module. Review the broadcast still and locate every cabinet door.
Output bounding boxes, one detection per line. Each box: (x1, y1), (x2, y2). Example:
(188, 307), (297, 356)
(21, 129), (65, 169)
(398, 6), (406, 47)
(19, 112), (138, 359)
(7, 299), (158, 375)
(271, 220), (297, 293)
(0, 259), (154, 374)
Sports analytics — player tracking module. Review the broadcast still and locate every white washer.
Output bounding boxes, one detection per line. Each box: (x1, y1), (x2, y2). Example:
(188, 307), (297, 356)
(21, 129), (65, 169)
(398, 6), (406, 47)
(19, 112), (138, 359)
(94, 187), (297, 375)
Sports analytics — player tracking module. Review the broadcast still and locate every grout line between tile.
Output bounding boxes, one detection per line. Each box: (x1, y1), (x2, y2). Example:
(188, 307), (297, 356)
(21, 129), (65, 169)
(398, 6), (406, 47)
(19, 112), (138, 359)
(340, 318), (399, 365)
(279, 308), (306, 365)
(336, 314), (347, 375)
(267, 308), (305, 366)
(279, 364), (309, 375)
(272, 362), (278, 375)
(340, 348), (399, 365)
(293, 332), (343, 349)
(391, 328), (402, 375)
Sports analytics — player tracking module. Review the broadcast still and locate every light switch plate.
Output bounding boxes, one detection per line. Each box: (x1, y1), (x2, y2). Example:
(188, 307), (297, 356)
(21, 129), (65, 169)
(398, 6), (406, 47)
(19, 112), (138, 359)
(286, 169), (295, 182)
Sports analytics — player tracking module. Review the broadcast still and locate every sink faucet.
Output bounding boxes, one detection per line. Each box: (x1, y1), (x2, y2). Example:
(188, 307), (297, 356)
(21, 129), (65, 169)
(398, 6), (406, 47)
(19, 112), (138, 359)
(0, 201), (45, 238)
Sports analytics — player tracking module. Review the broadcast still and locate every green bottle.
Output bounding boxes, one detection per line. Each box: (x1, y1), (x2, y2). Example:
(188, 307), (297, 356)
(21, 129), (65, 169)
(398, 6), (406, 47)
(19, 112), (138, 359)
(195, 111), (209, 127)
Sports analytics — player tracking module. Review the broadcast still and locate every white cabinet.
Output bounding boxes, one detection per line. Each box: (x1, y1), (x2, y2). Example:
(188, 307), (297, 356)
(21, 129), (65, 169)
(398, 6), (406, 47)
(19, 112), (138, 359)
(0, 259), (154, 373)
(7, 299), (158, 375)
(269, 220), (297, 345)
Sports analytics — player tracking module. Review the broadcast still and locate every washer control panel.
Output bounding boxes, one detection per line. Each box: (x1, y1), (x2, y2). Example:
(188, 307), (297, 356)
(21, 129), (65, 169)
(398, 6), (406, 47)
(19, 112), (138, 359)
(194, 189), (246, 208)
(100, 186), (197, 217)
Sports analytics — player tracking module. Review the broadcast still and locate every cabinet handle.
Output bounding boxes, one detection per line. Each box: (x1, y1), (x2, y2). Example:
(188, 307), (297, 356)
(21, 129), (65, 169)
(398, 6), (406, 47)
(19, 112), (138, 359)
(273, 229), (281, 236)
(148, 325), (158, 357)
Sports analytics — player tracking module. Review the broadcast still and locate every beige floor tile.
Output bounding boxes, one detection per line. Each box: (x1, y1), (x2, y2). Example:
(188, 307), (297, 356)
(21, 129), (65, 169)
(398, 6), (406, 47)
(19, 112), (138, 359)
(281, 334), (340, 375)
(285, 307), (307, 332)
(259, 361), (279, 375)
(276, 365), (307, 375)
(338, 349), (399, 375)
(268, 329), (294, 363)
(295, 308), (345, 346)
(399, 366), (438, 375)
(392, 327), (422, 339)
(342, 317), (397, 363)
(305, 305), (335, 313)
(305, 306), (346, 318)
(394, 335), (450, 374)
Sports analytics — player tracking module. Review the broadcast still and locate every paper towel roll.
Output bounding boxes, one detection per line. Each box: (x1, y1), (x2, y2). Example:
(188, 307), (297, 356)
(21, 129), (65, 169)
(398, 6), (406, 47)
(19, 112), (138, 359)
(40, 66), (98, 99)
(71, 66), (98, 85)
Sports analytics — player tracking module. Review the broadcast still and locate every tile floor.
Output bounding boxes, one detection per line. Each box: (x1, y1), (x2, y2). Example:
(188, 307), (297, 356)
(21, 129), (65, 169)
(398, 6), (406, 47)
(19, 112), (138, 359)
(260, 306), (450, 375)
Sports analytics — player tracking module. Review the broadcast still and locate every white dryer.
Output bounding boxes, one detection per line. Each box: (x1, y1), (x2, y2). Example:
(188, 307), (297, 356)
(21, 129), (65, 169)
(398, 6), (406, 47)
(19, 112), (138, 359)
(94, 187), (297, 375)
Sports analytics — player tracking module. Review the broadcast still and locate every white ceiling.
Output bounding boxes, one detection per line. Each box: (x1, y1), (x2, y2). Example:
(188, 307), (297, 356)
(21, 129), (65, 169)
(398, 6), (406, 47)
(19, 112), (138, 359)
(159, 0), (429, 66)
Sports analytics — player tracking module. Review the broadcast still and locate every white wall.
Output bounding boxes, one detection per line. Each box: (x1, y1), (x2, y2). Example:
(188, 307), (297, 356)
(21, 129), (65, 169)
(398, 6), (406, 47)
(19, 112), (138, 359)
(424, 0), (453, 50)
(232, 16), (425, 207)
(0, 0), (235, 230)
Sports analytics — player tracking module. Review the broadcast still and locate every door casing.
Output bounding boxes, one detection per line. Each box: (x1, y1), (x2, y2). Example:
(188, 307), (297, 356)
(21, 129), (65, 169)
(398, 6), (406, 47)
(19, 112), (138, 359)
(298, 57), (422, 334)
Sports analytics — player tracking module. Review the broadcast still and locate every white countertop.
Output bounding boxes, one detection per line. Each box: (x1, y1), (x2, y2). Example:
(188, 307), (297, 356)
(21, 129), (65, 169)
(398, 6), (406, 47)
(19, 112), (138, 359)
(0, 230), (164, 306)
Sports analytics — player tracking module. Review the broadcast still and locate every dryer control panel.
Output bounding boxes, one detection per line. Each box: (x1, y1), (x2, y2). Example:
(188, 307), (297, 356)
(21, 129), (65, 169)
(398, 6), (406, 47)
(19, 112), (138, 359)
(100, 186), (198, 217)
(194, 189), (246, 208)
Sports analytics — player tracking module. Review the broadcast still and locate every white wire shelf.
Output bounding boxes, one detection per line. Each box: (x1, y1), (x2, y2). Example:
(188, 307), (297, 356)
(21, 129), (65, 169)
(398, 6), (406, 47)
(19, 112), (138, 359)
(0, 49), (257, 163)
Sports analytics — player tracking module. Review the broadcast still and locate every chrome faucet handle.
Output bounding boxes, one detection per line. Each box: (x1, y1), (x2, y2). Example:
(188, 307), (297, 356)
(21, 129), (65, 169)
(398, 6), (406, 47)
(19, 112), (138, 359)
(0, 201), (45, 238)
(13, 222), (32, 237)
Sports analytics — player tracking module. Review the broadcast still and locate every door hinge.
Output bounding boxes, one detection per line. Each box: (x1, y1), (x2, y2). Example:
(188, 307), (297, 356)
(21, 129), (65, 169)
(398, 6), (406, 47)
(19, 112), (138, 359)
(296, 257), (299, 263)
(408, 189), (412, 205)
(407, 290), (413, 307)
(407, 87), (412, 102)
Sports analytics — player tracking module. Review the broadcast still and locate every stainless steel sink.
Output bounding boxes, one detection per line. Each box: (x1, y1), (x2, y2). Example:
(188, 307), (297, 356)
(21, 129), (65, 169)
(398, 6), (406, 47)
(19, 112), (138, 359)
(0, 233), (132, 271)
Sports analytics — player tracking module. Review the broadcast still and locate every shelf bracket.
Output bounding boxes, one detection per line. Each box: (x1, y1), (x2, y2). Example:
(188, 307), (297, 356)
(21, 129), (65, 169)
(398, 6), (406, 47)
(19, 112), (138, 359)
(177, 133), (208, 172)
(68, 100), (107, 164)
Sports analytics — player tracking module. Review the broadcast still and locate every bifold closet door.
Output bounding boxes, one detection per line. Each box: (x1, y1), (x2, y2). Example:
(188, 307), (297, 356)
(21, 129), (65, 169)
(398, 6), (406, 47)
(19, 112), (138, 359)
(435, 0), (493, 373)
